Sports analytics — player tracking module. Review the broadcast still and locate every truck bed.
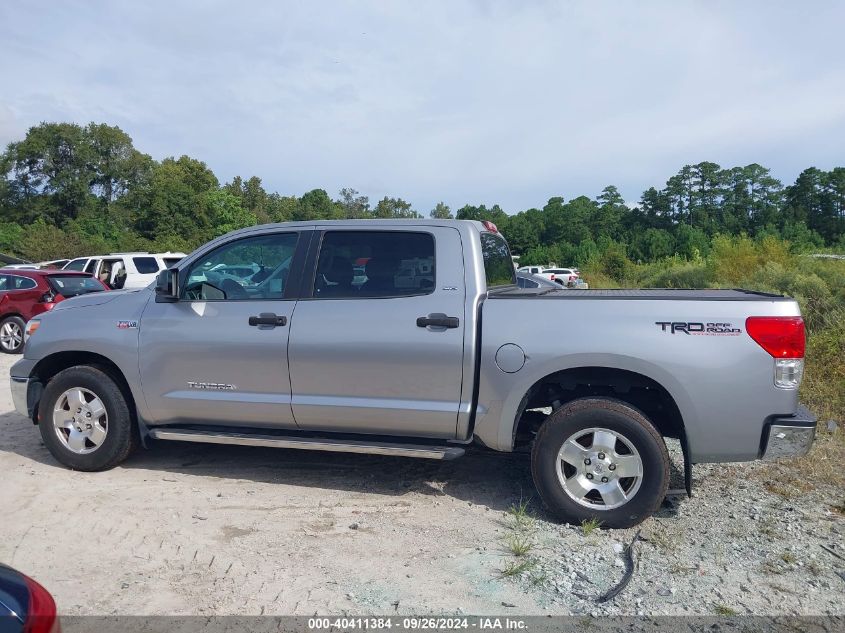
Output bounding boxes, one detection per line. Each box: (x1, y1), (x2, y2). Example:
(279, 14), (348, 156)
(490, 287), (790, 301)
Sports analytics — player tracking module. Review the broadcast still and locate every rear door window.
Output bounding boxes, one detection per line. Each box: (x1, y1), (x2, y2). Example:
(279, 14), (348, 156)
(313, 231), (435, 299)
(133, 256), (160, 274)
(480, 232), (515, 287)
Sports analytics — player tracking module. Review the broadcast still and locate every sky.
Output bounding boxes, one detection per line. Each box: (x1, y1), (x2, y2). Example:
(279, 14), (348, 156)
(1, 1), (844, 213)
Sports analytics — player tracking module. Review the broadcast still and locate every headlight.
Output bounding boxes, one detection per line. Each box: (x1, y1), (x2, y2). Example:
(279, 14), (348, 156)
(24, 318), (41, 342)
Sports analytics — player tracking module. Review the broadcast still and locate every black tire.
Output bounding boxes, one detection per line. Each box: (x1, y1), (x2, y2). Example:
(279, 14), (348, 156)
(0, 315), (26, 354)
(531, 397), (670, 529)
(39, 365), (138, 471)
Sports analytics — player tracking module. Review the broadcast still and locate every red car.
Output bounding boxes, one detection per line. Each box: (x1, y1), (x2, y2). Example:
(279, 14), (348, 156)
(0, 269), (109, 354)
(0, 563), (60, 633)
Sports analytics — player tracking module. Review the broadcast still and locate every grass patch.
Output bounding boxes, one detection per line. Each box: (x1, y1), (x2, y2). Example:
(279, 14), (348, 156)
(758, 517), (780, 539)
(505, 532), (533, 557)
(580, 517), (602, 536)
(506, 499), (536, 531)
(714, 604), (739, 616)
(500, 558), (537, 578)
(781, 551), (797, 564)
(648, 527), (680, 552)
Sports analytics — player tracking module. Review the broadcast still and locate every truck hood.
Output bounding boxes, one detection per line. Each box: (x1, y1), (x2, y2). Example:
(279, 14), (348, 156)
(52, 288), (146, 311)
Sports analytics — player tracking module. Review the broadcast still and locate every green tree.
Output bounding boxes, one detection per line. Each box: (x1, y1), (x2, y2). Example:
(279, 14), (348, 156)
(338, 188), (371, 219)
(133, 155), (219, 246)
(296, 189), (341, 220)
(1, 122), (95, 224)
(429, 201), (453, 219)
(592, 186), (627, 240)
(205, 189), (257, 239)
(374, 196), (418, 218)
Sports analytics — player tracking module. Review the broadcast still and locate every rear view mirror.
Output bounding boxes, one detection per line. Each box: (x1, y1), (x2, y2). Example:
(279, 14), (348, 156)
(155, 268), (179, 303)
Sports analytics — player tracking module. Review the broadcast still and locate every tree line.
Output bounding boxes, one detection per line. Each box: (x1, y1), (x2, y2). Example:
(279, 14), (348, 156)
(1, 122), (843, 263)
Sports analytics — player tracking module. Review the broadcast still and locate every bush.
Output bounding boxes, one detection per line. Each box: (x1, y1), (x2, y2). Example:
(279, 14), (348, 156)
(640, 262), (711, 288)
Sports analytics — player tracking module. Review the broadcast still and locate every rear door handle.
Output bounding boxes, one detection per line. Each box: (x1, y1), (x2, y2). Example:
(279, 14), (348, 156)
(416, 313), (460, 329)
(248, 313), (287, 327)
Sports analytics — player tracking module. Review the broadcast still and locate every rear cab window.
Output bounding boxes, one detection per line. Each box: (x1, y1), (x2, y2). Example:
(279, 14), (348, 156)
(480, 232), (515, 288)
(313, 231), (435, 299)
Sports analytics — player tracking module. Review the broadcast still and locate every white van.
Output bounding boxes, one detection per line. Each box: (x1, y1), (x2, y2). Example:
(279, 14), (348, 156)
(62, 252), (185, 289)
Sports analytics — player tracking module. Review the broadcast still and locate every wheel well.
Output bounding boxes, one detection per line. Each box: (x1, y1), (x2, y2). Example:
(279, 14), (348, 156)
(31, 352), (137, 425)
(513, 367), (686, 451)
(1, 313), (25, 322)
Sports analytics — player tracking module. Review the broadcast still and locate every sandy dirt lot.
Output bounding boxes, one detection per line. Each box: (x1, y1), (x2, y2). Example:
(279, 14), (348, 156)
(1, 353), (843, 616)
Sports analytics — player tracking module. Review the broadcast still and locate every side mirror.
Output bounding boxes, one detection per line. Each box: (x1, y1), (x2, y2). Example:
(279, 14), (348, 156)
(155, 268), (179, 303)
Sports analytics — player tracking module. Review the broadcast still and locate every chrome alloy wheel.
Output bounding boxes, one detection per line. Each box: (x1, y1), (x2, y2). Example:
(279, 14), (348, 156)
(0, 321), (22, 351)
(555, 427), (644, 510)
(52, 387), (108, 454)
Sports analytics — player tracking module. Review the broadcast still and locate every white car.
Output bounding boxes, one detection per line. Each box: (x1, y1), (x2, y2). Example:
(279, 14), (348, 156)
(544, 267), (580, 286)
(62, 252), (185, 289)
(517, 266), (579, 286)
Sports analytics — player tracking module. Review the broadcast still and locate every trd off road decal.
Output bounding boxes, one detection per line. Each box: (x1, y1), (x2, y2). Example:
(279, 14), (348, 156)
(655, 321), (742, 336)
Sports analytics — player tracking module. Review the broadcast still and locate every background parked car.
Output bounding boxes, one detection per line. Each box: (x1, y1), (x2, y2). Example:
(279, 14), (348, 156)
(0, 269), (109, 353)
(0, 563), (60, 633)
(36, 259), (70, 269)
(1, 263), (39, 270)
(63, 251), (185, 289)
(543, 267), (580, 286)
(516, 272), (561, 289)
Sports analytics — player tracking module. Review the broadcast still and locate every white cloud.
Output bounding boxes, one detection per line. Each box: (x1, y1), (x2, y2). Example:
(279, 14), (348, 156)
(1, 0), (843, 213)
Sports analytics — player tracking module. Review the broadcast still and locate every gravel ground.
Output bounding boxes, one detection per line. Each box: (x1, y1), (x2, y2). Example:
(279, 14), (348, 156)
(1, 353), (843, 616)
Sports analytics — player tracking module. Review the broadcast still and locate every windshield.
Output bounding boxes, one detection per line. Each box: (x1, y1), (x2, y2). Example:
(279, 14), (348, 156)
(47, 275), (106, 298)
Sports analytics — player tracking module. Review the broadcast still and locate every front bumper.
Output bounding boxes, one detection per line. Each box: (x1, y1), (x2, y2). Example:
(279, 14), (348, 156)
(761, 405), (817, 460)
(11, 375), (30, 418)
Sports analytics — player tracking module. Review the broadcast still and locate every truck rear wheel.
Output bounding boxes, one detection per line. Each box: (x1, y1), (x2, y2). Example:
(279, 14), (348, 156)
(530, 397), (669, 529)
(39, 366), (137, 471)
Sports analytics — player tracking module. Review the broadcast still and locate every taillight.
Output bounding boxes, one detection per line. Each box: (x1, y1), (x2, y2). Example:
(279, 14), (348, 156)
(549, 274), (555, 281)
(22, 574), (60, 633)
(746, 317), (805, 358)
(481, 220), (498, 233)
(746, 316), (805, 389)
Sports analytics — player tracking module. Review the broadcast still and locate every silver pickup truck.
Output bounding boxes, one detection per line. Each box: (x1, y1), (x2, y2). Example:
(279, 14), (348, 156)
(10, 220), (816, 527)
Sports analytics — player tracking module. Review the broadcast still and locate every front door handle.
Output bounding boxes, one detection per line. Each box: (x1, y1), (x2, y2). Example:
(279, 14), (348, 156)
(416, 313), (460, 329)
(248, 313), (287, 327)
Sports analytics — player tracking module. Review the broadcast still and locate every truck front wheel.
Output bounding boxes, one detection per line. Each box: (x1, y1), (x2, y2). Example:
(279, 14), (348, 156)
(39, 366), (137, 471)
(531, 397), (669, 529)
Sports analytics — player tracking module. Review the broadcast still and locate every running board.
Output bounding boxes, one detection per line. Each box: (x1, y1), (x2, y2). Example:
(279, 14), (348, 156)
(148, 428), (466, 460)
